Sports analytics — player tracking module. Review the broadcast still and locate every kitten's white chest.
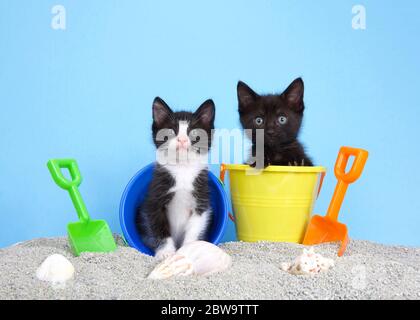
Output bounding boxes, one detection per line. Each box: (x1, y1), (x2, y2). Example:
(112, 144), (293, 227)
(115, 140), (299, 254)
(165, 164), (205, 241)
(167, 165), (199, 192)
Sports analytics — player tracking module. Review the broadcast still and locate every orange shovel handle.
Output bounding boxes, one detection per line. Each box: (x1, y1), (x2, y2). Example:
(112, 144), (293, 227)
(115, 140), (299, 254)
(327, 147), (368, 221)
(334, 147), (368, 184)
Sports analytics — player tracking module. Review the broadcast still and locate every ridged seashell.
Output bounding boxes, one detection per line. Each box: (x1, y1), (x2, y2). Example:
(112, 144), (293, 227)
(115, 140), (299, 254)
(148, 241), (231, 279)
(281, 247), (335, 275)
(36, 254), (75, 284)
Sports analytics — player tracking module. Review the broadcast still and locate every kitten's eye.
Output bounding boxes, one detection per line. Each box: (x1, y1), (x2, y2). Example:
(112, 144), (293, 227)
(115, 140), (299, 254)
(164, 129), (176, 140)
(278, 116), (288, 125)
(254, 117), (264, 126)
(159, 128), (175, 142)
(190, 129), (200, 141)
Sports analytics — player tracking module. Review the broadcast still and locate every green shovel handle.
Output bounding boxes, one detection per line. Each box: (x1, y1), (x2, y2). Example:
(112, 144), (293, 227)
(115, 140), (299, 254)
(47, 159), (82, 188)
(47, 159), (90, 223)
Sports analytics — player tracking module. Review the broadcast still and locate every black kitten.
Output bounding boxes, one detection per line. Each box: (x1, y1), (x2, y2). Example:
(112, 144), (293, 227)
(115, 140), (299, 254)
(136, 97), (215, 260)
(237, 78), (313, 167)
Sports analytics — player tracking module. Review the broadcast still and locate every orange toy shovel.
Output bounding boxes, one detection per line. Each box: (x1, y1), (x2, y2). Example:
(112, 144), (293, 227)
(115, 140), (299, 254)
(303, 147), (368, 256)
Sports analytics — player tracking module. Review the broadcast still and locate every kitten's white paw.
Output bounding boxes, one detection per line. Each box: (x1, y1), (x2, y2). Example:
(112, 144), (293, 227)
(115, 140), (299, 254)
(155, 247), (176, 260)
(155, 238), (176, 260)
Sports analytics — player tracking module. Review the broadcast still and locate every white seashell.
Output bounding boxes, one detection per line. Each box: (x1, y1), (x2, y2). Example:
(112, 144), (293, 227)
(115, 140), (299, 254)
(36, 254), (75, 284)
(281, 247), (334, 275)
(148, 241), (231, 280)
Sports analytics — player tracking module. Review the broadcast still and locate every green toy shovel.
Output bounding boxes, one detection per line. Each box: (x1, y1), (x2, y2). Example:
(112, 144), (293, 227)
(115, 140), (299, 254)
(47, 159), (117, 256)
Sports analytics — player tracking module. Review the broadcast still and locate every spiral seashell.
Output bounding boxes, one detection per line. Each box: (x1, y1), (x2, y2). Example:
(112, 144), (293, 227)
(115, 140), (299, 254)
(36, 254), (75, 284)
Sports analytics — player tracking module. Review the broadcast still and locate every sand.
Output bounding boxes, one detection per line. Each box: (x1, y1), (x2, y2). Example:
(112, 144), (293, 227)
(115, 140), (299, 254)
(0, 236), (419, 300)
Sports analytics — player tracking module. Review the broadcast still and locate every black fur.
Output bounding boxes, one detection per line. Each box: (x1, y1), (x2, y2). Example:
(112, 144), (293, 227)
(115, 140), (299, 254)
(192, 169), (212, 241)
(237, 78), (313, 167)
(136, 164), (175, 250)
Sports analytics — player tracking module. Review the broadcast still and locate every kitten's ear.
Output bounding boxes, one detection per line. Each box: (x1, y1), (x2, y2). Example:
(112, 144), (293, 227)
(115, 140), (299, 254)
(152, 97), (173, 125)
(237, 81), (258, 108)
(282, 78), (304, 112)
(194, 99), (215, 126)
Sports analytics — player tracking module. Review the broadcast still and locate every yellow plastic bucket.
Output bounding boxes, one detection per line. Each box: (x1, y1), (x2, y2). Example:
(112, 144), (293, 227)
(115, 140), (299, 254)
(220, 164), (326, 243)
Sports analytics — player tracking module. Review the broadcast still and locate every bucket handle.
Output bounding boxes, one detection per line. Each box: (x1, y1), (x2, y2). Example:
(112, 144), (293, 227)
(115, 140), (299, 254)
(219, 164), (235, 222)
(220, 163), (227, 185)
(317, 171), (326, 198)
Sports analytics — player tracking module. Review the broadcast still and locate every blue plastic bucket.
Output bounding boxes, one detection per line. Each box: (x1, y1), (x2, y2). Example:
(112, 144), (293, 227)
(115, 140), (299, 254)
(119, 163), (229, 255)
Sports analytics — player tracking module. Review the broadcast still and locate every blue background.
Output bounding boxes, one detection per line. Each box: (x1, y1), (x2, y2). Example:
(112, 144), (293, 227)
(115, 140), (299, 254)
(1, 0), (419, 248)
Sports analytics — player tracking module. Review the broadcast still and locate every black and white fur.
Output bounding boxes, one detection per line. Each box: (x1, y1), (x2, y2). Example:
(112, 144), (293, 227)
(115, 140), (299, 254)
(136, 97), (215, 260)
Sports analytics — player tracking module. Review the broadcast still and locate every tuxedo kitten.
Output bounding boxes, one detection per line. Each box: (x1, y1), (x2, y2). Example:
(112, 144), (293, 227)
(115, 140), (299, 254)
(237, 78), (313, 167)
(136, 97), (215, 260)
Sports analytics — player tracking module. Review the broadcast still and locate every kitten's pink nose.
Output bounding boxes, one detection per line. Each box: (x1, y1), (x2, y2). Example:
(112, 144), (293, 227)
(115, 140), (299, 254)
(177, 136), (189, 145)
